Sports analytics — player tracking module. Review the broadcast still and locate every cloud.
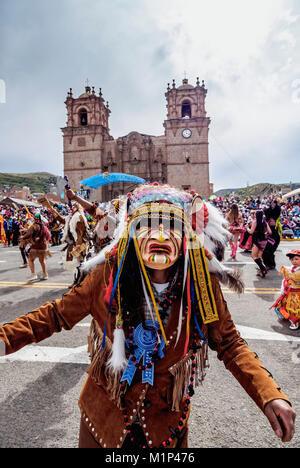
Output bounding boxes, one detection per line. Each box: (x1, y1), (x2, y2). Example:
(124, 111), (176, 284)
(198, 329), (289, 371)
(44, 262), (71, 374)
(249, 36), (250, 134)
(142, 0), (300, 189)
(0, 0), (299, 192)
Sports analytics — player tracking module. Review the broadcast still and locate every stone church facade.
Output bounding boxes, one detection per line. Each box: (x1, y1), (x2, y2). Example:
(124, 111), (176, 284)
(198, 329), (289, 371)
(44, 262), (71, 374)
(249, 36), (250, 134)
(62, 78), (213, 202)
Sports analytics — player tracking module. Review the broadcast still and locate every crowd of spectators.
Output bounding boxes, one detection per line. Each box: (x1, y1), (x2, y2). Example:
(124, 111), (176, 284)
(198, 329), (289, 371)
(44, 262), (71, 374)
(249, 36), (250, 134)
(211, 195), (300, 239)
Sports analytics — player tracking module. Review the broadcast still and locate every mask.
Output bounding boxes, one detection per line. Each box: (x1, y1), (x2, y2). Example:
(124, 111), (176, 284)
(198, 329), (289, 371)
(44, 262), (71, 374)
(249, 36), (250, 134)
(134, 215), (183, 270)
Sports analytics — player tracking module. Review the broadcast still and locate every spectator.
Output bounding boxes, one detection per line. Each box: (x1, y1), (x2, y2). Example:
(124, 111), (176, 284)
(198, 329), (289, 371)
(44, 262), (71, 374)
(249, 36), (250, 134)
(263, 199), (281, 270)
(247, 210), (272, 278)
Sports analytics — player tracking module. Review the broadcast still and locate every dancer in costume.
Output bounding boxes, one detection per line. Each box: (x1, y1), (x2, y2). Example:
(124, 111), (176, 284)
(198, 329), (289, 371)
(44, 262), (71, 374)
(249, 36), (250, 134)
(19, 218), (31, 268)
(239, 210), (254, 252)
(271, 249), (300, 330)
(0, 183), (296, 448)
(263, 198), (282, 270)
(65, 189), (118, 254)
(38, 195), (90, 270)
(48, 212), (62, 246)
(226, 203), (244, 259)
(20, 212), (52, 282)
(61, 202), (90, 269)
(247, 210), (271, 278)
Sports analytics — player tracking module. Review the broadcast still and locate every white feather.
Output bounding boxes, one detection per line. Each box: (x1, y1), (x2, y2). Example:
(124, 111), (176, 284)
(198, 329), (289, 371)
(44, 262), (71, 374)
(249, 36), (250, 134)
(106, 328), (128, 373)
(80, 202), (128, 273)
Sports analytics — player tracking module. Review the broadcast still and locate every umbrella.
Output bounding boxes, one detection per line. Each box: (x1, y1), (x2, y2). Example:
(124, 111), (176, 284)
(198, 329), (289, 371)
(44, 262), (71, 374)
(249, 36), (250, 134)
(80, 172), (146, 189)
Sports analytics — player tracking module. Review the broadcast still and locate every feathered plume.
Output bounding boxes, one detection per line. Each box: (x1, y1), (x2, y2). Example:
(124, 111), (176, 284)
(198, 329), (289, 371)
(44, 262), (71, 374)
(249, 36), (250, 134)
(106, 328), (128, 373)
(207, 255), (244, 294)
(80, 199), (127, 273)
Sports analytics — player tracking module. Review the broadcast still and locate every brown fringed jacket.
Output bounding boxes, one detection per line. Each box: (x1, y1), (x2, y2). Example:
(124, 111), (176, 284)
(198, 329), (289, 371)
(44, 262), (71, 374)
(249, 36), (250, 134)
(0, 264), (290, 448)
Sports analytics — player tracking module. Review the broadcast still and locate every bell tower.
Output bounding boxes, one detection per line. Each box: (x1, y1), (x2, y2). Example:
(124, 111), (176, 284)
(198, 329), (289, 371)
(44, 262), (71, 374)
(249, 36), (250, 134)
(62, 84), (112, 201)
(164, 77), (213, 198)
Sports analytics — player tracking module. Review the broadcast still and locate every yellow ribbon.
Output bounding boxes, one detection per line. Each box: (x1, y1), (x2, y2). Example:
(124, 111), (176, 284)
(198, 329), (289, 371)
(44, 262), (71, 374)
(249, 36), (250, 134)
(186, 228), (219, 324)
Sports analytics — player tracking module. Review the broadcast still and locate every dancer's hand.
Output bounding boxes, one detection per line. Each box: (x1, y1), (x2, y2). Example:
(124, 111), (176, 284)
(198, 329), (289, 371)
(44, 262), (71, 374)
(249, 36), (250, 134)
(66, 189), (76, 200)
(264, 399), (296, 442)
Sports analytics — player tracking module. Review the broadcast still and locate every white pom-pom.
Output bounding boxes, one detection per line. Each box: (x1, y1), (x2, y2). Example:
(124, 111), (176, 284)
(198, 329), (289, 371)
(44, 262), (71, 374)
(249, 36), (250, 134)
(107, 328), (128, 373)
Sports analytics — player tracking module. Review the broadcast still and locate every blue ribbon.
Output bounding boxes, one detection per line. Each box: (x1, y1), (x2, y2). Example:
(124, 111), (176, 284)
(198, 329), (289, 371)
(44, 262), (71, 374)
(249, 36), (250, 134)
(121, 321), (165, 386)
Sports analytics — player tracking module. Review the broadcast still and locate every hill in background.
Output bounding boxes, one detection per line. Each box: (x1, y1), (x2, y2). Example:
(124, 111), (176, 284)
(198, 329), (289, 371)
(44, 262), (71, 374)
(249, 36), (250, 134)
(0, 173), (299, 200)
(214, 182), (298, 199)
(213, 188), (240, 197)
(0, 172), (57, 194)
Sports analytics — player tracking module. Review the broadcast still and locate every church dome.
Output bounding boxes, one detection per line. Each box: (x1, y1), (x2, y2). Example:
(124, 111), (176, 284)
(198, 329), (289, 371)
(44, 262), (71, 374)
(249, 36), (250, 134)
(79, 86), (91, 98)
(177, 78), (194, 90)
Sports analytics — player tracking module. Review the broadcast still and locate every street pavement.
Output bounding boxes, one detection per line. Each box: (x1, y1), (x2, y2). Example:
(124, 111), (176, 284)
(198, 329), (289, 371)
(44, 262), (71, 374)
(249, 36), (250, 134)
(0, 241), (299, 448)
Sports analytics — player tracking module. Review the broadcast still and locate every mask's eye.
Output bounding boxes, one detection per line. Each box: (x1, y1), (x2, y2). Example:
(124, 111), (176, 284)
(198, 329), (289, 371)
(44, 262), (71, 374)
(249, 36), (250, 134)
(135, 218), (152, 232)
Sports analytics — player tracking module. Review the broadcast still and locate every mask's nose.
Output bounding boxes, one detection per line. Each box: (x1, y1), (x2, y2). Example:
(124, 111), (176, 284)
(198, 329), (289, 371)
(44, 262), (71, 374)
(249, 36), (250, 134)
(150, 223), (170, 242)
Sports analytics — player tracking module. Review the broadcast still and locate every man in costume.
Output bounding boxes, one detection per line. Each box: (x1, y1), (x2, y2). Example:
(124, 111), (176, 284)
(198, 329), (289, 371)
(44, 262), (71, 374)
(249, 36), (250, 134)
(65, 189), (118, 254)
(20, 212), (51, 282)
(38, 195), (90, 270)
(61, 202), (90, 269)
(0, 183), (296, 448)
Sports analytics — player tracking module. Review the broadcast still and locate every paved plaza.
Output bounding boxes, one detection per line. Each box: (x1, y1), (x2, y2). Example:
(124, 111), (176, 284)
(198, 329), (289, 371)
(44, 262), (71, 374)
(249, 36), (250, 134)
(0, 242), (299, 448)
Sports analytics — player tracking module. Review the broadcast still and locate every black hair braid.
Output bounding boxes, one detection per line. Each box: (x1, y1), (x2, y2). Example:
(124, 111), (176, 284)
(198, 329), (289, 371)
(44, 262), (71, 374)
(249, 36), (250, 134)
(119, 240), (145, 329)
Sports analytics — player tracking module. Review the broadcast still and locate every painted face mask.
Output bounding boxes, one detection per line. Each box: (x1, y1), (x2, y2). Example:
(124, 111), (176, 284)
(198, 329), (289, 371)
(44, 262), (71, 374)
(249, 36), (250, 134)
(134, 213), (183, 270)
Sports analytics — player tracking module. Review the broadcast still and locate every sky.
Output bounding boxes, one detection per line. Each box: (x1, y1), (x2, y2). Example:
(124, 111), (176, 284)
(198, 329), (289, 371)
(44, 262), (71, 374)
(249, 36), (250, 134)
(0, 0), (299, 192)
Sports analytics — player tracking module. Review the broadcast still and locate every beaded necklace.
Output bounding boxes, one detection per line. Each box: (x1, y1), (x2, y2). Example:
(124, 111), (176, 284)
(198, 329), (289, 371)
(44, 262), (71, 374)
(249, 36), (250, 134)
(154, 270), (183, 323)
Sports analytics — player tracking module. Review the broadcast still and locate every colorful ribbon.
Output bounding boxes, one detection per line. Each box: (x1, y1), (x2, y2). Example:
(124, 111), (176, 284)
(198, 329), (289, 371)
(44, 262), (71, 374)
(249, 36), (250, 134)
(120, 321), (165, 386)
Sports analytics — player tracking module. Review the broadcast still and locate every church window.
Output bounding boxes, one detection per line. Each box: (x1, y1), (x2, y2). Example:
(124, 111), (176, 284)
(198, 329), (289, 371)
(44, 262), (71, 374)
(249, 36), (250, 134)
(181, 101), (191, 119)
(79, 108), (88, 126)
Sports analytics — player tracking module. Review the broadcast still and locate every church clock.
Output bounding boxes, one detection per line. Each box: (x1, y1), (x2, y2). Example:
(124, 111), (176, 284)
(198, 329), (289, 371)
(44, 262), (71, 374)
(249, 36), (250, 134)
(182, 128), (192, 138)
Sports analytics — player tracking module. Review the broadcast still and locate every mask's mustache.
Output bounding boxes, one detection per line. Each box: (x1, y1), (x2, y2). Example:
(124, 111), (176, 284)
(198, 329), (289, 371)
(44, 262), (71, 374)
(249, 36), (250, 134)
(149, 243), (172, 254)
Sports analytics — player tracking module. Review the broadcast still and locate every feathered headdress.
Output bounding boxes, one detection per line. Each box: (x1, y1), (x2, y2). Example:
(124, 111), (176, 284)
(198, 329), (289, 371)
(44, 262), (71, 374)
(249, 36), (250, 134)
(81, 183), (243, 290)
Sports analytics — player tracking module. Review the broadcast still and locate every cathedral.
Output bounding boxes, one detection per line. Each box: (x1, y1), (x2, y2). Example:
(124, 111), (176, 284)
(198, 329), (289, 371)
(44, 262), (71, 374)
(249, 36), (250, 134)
(62, 77), (213, 202)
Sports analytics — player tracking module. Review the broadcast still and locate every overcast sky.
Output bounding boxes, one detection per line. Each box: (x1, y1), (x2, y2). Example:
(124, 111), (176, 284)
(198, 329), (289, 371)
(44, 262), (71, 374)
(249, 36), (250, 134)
(0, 0), (299, 191)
